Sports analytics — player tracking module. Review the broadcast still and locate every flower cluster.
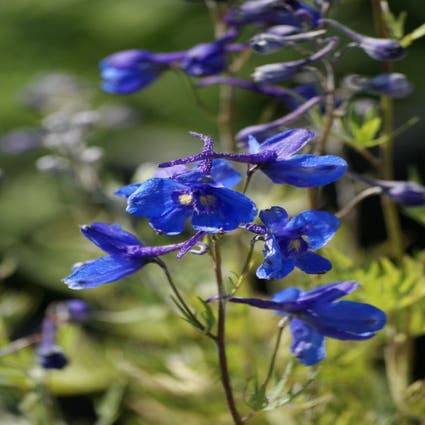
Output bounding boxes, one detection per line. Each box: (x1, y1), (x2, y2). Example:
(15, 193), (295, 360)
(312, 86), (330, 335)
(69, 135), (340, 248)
(64, 128), (385, 366)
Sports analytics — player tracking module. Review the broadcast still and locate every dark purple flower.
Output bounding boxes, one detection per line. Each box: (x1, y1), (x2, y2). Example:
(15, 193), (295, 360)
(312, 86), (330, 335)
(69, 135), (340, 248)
(322, 19), (405, 61)
(364, 73), (412, 98)
(351, 173), (425, 207)
(64, 300), (91, 322)
(178, 30), (238, 77)
(63, 223), (193, 289)
(37, 317), (68, 369)
(252, 206), (339, 279)
(252, 37), (338, 84)
(158, 129), (347, 187)
(100, 50), (181, 94)
(224, 281), (386, 365)
(225, 0), (321, 29)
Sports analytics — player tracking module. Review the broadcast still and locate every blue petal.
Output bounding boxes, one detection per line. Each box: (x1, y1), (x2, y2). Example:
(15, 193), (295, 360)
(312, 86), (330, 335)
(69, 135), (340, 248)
(262, 154), (347, 186)
(248, 135), (261, 153)
(81, 223), (142, 256)
(272, 287), (301, 303)
(127, 178), (186, 217)
(155, 164), (190, 179)
(290, 319), (326, 365)
(149, 208), (191, 235)
(259, 206), (289, 235)
(297, 281), (360, 307)
(311, 300), (387, 337)
(115, 183), (142, 199)
(295, 251), (332, 274)
(256, 236), (295, 279)
(259, 128), (314, 160)
(210, 159), (242, 188)
(286, 210), (339, 249)
(64, 256), (145, 289)
(191, 187), (257, 233)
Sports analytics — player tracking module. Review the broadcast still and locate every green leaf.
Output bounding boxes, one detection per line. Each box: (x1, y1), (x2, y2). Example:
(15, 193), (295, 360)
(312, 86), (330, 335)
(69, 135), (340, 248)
(197, 298), (216, 334)
(348, 116), (382, 147)
(95, 381), (127, 425)
(244, 378), (268, 411)
(383, 8), (407, 39)
(402, 23), (425, 47)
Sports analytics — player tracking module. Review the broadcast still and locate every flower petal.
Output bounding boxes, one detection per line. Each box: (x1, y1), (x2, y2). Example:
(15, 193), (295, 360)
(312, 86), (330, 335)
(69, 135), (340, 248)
(290, 318), (326, 366)
(115, 183), (142, 199)
(272, 287), (301, 303)
(81, 223), (142, 256)
(126, 178), (186, 217)
(298, 281), (360, 306)
(149, 208), (191, 235)
(259, 206), (289, 234)
(209, 159), (242, 188)
(262, 154), (347, 186)
(192, 187), (257, 233)
(295, 251), (332, 274)
(311, 300), (387, 336)
(287, 210), (339, 249)
(64, 256), (145, 289)
(259, 128), (314, 160)
(256, 235), (295, 279)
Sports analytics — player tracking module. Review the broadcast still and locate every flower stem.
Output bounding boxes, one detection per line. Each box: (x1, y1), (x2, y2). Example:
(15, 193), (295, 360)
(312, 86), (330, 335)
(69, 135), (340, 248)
(262, 317), (288, 391)
(371, 0), (404, 260)
(156, 259), (216, 341)
(211, 236), (244, 425)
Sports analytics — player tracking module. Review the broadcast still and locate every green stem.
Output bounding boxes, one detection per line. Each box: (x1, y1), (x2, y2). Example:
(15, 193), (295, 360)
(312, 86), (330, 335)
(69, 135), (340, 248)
(156, 259), (216, 340)
(262, 317), (288, 391)
(371, 0), (404, 260)
(211, 237), (244, 425)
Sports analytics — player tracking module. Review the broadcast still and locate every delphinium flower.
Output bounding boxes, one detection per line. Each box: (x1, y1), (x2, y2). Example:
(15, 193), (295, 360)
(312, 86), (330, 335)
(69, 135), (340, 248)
(159, 129), (347, 187)
(35, 299), (90, 369)
(361, 73), (412, 98)
(252, 37), (338, 84)
(37, 315), (68, 369)
(225, 0), (321, 29)
(350, 173), (425, 207)
(63, 223), (202, 289)
(246, 206), (339, 279)
(220, 281), (387, 365)
(100, 30), (240, 95)
(321, 18), (405, 61)
(116, 133), (257, 235)
(344, 73), (412, 99)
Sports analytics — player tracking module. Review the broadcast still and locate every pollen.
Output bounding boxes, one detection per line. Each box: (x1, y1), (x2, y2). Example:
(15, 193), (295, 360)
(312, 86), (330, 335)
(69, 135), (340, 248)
(200, 195), (216, 206)
(289, 239), (302, 252)
(178, 193), (193, 206)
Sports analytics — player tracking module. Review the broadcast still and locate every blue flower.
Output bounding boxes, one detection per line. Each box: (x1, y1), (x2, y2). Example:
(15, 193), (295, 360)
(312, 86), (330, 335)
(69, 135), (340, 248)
(155, 159), (242, 189)
(363, 73), (412, 98)
(100, 50), (177, 94)
(351, 173), (425, 207)
(247, 129), (347, 186)
(226, 281), (387, 365)
(37, 317), (68, 369)
(322, 19), (405, 61)
(158, 129), (347, 187)
(178, 32), (236, 77)
(63, 223), (190, 289)
(117, 171), (257, 235)
(225, 0), (321, 29)
(255, 206), (339, 279)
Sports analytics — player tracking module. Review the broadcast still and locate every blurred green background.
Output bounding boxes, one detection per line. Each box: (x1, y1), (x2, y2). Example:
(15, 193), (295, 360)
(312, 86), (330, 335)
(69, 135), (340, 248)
(0, 1), (424, 424)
